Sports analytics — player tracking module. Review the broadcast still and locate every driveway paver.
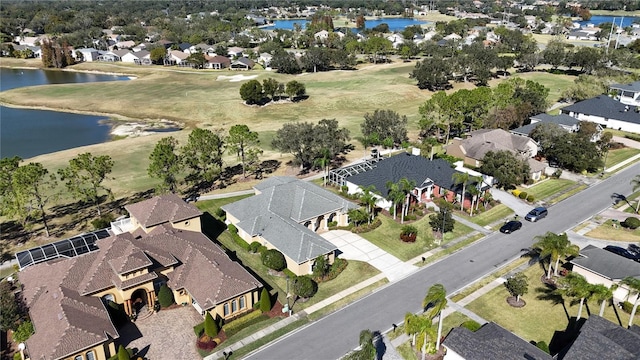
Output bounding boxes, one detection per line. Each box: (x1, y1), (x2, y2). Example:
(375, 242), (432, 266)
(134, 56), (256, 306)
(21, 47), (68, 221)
(119, 306), (203, 360)
(321, 230), (417, 281)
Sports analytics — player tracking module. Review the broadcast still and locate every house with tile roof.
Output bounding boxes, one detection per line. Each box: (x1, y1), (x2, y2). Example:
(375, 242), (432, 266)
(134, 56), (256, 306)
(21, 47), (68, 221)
(445, 128), (546, 181)
(570, 245), (640, 304)
(336, 152), (488, 212)
(560, 95), (640, 133)
(221, 177), (358, 276)
(19, 194), (261, 360)
(443, 322), (552, 360)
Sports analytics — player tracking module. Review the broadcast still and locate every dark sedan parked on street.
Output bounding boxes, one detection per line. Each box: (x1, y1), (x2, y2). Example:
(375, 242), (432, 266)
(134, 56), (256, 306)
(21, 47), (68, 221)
(500, 220), (522, 234)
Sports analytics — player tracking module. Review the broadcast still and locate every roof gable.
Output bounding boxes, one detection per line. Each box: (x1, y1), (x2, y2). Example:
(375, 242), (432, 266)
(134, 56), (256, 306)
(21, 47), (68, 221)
(125, 194), (202, 228)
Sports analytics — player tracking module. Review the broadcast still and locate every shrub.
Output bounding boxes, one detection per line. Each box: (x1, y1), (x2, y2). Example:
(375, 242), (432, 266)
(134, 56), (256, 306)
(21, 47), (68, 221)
(193, 321), (205, 336)
(460, 320), (481, 332)
(512, 189), (521, 198)
(622, 217), (640, 229)
(526, 194), (534, 202)
(518, 191), (528, 199)
(260, 288), (271, 313)
(328, 258), (348, 279)
(91, 213), (115, 230)
(261, 249), (286, 271)
(327, 221), (338, 228)
(118, 345), (131, 360)
(621, 301), (634, 314)
(293, 276), (318, 299)
(400, 225), (418, 242)
(204, 312), (219, 337)
(214, 208), (226, 219)
(249, 241), (262, 253)
(535, 341), (550, 354)
(13, 353), (21, 360)
(196, 334), (217, 351)
(341, 185), (348, 193)
(106, 300), (129, 327)
(404, 214), (417, 221)
(158, 284), (175, 308)
(228, 224), (238, 234)
(283, 268), (296, 279)
(13, 320), (33, 343)
(552, 169), (562, 178)
(223, 311), (268, 337)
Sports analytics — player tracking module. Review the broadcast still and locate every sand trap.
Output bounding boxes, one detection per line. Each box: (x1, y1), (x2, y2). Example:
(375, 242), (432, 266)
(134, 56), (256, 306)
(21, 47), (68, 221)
(217, 74), (259, 82)
(110, 120), (181, 138)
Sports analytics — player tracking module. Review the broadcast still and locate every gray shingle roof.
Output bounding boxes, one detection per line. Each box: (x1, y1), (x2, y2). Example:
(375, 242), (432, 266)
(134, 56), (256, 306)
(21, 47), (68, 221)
(560, 95), (640, 124)
(443, 322), (552, 359)
(344, 153), (464, 197)
(222, 177), (357, 264)
(610, 81), (640, 93)
(562, 315), (640, 360)
(531, 113), (581, 127)
(458, 129), (536, 160)
(571, 245), (640, 281)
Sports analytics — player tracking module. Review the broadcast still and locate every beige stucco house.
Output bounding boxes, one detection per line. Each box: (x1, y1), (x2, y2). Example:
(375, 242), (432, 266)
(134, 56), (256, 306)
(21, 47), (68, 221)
(222, 177), (358, 276)
(19, 194), (261, 360)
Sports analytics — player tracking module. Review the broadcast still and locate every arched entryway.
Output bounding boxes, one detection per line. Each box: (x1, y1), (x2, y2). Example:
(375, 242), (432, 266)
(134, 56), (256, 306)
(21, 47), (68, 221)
(131, 289), (147, 313)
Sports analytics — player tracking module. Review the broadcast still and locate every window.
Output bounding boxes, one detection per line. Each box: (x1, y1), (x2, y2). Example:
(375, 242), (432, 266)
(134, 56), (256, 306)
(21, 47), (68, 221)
(86, 351), (96, 360)
(74, 356), (83, 360)
(239, 297), (245, 309)
(223, 303), (229, 316)
(232, 300), (237, 312)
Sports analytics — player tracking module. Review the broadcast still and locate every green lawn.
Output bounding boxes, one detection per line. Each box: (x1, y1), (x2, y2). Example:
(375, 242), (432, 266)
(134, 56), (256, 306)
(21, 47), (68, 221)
(359, 214), (474, 262)
(461, 204), (514, 227)
(585, 219), (640, 242)
(519, 179), (576, 201)
(215, 230), (380, 312)
(606, 147), (640, 169)
(466, 265), (638, 348)
(195, 195), (253, 214)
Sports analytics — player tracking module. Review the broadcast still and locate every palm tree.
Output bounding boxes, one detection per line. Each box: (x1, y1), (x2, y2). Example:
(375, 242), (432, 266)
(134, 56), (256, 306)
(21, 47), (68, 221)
(398, 177), (416, 223)
(314, 148), (332, 187)
(621, 276), (640, 328)
(532, 232), (579, 279)
(467, 185), (481, 217)
(423, 283), (447, 351)
(358, 329), (376, 360)
(555, 273), (591, 320)
(386, 181), (404, 220)
(590, 283), (617, 317)
(358, 185), (378, 224)
(631, 175), (640, 213)
(405, 313), (436, 360)
(452, 172), (470, 212)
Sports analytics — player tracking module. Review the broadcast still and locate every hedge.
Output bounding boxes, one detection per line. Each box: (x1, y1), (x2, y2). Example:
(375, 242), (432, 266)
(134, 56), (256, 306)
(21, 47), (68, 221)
(193, 321), (205, 336)
(512, 189), (522, 198)
(526, 194), (535, 202)
(518, 191), (527, 199)
(222, 310), (269, 337)
(622, 217), (640, 229)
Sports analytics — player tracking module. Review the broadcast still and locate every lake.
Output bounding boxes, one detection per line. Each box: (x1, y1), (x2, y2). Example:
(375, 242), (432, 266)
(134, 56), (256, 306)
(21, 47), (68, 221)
(0, 68), (130, 159)
(263, 17), (428, 31)
(578, 15), (640, 27)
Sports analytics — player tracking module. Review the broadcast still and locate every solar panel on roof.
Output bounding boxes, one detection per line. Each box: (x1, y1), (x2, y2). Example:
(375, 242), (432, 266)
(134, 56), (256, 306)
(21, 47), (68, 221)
(16, 227), (112, 270)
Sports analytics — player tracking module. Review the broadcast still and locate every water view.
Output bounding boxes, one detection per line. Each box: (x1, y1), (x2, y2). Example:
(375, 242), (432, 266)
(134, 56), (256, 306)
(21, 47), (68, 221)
(0, 68), (129, 159)
(264, 17), (428, 31)
(578, 15), (640, 27)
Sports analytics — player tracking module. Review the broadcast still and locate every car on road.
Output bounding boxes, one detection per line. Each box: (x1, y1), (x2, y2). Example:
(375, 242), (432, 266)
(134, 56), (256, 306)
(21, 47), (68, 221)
(525, 207), (548, 222)
(500, 220), (522, 234)
(604, 245), (639, 262)
(628, 244), (640, 256)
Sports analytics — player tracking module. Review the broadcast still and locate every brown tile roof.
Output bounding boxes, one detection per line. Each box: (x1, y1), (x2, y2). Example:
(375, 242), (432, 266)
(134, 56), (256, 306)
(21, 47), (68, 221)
(108, 250), (152, 275)
(141, 225), (261, 309)
(124, 193), (202, 228)
(459, 129), (535, 160)
(20, 260), (119, 360)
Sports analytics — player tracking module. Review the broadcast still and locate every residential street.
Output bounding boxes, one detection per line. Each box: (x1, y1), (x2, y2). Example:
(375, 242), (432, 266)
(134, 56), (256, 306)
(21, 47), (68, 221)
(245, 162), (640, 360)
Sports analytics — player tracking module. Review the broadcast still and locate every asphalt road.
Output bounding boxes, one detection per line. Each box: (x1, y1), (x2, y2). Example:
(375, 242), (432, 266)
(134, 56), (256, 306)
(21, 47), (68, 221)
(245, 162), (640, 360)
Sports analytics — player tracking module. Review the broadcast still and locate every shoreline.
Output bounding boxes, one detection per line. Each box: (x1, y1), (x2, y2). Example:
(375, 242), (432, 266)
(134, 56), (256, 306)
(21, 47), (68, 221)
(0, 101), (184, 140)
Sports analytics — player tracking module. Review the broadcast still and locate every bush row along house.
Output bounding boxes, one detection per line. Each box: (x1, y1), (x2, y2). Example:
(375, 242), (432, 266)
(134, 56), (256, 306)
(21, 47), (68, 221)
(222, 177), (358, 276)
(19, 194), (262, 360)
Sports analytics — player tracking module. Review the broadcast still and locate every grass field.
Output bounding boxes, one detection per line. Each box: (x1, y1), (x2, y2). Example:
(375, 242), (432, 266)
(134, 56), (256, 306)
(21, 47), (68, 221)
(466, 265), (637, 348)
(461, 204), (514, 227)
(606, 147), (640, 168)
(359, 213), (474, 261)
(519, 179), (576, 201)
(584, 219), (640, 242)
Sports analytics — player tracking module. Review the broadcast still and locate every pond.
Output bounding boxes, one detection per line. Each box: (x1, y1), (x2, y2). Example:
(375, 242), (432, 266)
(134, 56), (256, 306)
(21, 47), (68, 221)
(0, 68), (130, 159)
(263, 17), (429, 32)
(577, 15), (640, 27)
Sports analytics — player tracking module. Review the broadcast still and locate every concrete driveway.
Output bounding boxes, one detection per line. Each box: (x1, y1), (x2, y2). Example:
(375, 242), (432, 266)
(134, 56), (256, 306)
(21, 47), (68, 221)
(320, 230), (416, 281)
